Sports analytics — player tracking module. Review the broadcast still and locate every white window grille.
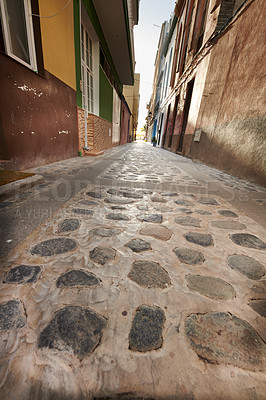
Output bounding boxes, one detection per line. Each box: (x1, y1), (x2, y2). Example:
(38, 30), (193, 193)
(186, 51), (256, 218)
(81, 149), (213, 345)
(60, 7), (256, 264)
(81, 24), (94, 113)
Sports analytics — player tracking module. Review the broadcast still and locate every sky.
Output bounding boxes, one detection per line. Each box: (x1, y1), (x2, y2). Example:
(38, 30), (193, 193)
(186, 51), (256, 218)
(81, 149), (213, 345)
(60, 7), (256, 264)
(134, 0), (176, 133)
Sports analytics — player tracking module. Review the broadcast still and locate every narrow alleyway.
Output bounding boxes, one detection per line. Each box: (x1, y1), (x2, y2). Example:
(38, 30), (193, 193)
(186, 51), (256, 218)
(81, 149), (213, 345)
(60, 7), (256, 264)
(0, 142), (265, 400)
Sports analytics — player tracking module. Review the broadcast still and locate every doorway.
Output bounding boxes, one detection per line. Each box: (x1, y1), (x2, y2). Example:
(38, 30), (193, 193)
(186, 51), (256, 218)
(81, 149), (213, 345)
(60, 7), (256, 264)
(168, 95), (179, 149)
(158, 113), (164, 145)
(178, 79), (194, 152)
(162, 104), (171, 147)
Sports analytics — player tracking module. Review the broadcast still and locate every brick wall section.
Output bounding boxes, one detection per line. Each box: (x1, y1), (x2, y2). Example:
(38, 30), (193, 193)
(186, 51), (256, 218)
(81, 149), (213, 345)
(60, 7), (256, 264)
(77, 107), (118, 155)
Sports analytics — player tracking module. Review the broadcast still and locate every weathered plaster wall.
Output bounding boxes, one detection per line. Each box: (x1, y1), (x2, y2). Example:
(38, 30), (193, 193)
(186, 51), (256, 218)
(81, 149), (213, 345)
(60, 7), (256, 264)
(190, 0), (266, 186)
(39, 0), (76, 90)
(0, 54), (78, 170)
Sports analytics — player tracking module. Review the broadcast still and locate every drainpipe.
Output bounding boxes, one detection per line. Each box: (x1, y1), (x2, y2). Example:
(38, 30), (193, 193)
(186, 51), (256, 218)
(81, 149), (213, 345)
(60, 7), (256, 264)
(83, 108), (89, 150)
(79, 0), (89, 152)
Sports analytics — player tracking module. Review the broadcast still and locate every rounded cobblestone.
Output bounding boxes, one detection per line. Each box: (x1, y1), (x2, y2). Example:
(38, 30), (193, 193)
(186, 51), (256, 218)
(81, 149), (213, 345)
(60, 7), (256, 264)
(196, 210), (212, 215)
(4, 265), (42, 284)
(186, 274), (236, 300)
(72, 208), (94, 216)
(59, 219), (80, 232)
(161, 192), (178, 197)
(175, 216), (201, 227)
(184, 232), (213, 247)
(229, 233), (266, 250)
(56, 270), (100, 288)
(90, 227), (122, 237)
(173, 248), (205, 265)
(248, 299), (266, 317)
(31, 238), (77, 257)
(129, 305), (165, 352)
(125, 238), (152, 253)
(227, 254), (265, 280)
(89, 246), (116, 265)
(178, 208), (193, 214)
(106, 213), (130, 221)
(197, 198), (219, 205)
(105, 198), (135, 205)
(139, 225), (172, 241)
(175, 199), (193, 207)
(79, 200), (99, 206)
(122, 191), (143, 199)
(0, 300), (26, 330)
(128, 261), (171, 288)
(38, 306), (107, 358)
(185, 312), (266, 371)
(137, 214), (163, 223)
(218, 210), (238, 218)
(86, 191), (102, 199)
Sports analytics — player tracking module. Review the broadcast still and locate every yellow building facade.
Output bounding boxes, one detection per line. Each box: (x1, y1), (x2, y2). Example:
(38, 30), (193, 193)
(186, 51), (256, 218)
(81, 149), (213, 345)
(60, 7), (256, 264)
(39, 0), (76, 90)
(123, 73), (140, 141)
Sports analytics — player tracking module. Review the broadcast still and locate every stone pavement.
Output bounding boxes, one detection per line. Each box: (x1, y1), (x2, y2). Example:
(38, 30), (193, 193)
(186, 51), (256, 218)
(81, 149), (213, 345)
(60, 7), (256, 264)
(0, 142), (265, 400)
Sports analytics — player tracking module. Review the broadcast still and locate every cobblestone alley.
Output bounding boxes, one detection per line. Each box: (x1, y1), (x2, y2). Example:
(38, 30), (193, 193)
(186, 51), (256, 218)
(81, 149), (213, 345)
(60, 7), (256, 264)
(0, 142), (265, 400)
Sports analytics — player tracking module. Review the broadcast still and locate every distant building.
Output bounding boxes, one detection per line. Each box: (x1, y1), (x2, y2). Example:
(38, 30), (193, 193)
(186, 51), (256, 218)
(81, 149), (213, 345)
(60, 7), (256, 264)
(148, 20), (169, 146)
(0, 0), (139, 170)
(123, 72), (140, 142)
(148, 0), (266, 186)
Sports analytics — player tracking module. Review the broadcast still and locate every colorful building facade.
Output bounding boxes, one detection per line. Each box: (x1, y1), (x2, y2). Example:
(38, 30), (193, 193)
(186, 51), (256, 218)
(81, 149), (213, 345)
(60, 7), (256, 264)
(148, 0), (265, 186)
(0, 0), (139, 169)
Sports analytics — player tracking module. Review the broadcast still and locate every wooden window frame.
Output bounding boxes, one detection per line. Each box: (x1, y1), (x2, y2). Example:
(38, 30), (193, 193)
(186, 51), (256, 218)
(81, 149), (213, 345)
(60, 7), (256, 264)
(191, 0), (209, 53)
(170, 23), (183, 88)
(178, 0), (195, 76)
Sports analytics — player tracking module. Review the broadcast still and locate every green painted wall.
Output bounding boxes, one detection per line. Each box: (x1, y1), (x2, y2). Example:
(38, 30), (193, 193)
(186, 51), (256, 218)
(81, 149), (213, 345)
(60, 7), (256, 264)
(99, 67), (113, 122)
(73, 0), (82, 107)
(73, 0), (123, 108)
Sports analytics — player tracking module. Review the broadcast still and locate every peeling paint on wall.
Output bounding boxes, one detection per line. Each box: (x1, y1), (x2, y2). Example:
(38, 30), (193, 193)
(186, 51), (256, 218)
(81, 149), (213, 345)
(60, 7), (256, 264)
(1, 56), (78, 169)
(15, 83), (44, 98)
(58, 130), (70, 135)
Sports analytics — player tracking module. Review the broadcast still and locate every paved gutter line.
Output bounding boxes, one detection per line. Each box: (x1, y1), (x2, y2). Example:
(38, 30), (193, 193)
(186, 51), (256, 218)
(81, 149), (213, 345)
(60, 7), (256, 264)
(0, 175), (44, 201)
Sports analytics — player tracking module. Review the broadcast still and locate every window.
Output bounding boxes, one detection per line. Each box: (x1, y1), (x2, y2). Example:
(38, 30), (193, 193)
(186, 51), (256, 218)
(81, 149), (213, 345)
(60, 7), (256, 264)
(100, 46), (120, 94)
(0, 0), (37, 70)
(170, 23), (182, 88)
(81, 24), (94, 113)
(192, 0), (209, 53)
(178, 0), (195, 75)
(162, 63), (167, 100)
(164, 48), (173, 98)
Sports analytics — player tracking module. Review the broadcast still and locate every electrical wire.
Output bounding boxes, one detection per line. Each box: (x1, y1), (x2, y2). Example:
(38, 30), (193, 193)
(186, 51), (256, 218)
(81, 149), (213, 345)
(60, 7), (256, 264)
(30, 0), (72, 18)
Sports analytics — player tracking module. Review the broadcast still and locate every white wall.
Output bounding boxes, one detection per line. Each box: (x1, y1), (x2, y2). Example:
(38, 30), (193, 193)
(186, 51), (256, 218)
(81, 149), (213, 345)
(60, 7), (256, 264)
(112, 88), (121, 143)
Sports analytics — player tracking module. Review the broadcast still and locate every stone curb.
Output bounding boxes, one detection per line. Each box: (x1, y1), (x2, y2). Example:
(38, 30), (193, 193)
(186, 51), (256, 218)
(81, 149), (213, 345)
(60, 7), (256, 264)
(0, 174), (44, 201)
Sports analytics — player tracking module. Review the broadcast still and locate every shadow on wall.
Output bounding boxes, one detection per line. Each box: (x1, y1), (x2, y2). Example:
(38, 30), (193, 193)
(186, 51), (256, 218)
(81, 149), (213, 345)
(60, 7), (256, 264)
(189, 117), (266, 187)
